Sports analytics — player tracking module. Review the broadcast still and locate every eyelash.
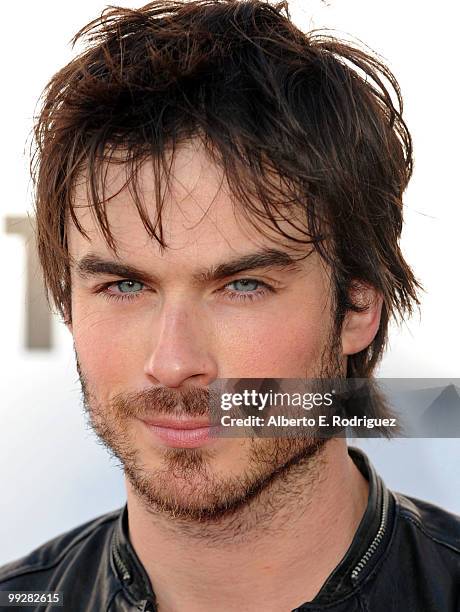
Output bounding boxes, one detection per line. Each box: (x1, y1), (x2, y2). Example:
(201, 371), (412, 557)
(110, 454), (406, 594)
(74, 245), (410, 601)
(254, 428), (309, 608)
(96, 279), (275, 304)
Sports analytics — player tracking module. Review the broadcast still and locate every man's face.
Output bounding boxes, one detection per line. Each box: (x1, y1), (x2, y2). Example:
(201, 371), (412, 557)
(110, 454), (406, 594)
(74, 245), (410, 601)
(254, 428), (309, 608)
(68, 139), (343, 520)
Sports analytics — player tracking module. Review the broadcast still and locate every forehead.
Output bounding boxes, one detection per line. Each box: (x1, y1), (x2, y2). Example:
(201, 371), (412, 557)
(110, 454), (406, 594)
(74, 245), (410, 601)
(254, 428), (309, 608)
(69, 139), (310, 264)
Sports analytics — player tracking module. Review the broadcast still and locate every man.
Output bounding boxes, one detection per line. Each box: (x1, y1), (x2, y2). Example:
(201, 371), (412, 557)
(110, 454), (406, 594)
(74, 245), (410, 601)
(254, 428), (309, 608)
(1, 1), (459, 610)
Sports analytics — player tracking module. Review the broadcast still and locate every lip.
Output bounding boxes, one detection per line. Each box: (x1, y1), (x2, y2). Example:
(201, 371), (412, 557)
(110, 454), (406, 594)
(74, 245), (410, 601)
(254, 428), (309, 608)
(142, 417), (212, 430)
(139, 417), (222, 448)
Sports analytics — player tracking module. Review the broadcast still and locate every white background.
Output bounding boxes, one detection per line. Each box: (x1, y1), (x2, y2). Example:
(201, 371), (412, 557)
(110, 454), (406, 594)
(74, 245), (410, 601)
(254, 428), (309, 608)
(0, 0), (459, 565)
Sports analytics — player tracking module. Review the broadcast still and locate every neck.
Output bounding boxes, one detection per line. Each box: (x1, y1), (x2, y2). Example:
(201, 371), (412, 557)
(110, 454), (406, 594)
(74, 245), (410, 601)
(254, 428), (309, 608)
(126, 440), (369, 612)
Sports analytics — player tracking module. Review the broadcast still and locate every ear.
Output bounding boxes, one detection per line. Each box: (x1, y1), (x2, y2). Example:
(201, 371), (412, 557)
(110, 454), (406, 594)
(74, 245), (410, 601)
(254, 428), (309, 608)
(341, 282), (383, 356)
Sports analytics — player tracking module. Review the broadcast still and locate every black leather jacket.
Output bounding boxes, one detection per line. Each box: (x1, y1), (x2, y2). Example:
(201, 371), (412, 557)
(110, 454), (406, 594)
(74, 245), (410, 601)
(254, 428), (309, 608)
(1, 446), (459, 611)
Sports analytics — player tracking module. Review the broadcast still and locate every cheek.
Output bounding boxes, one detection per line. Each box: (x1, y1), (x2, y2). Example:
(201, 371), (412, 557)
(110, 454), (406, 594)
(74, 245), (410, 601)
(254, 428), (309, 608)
(72, 304), (148, 395)
(216, 302), (331, 378)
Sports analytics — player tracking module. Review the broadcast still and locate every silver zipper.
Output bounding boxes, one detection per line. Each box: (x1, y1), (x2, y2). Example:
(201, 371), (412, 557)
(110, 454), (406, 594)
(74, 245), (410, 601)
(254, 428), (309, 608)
(112, 530), (132, 583)
(351, 491), (389, 582)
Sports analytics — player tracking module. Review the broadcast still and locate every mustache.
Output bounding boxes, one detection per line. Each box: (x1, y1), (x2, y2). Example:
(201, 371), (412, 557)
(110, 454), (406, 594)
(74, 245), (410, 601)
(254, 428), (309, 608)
(109, 385), (222, 419)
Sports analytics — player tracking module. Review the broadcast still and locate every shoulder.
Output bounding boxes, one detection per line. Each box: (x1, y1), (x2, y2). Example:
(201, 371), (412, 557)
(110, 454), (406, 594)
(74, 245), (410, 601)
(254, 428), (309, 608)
(0, 507), (122, 586)
(393, 490), (460, 556)
(357, 490), (460, 609)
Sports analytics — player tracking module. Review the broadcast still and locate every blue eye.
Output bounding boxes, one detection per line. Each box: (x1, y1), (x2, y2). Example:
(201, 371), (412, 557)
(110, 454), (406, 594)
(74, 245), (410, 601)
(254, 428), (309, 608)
(229, 279), (260, 292)
(98, 279), (146, 303)
(116, 280), (144, 293)
(222, 278), (274, 302)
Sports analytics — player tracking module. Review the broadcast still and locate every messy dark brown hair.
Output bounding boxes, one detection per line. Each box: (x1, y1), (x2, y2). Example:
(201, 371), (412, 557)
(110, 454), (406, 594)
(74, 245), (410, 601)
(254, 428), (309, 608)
(32, 0), (421, 379)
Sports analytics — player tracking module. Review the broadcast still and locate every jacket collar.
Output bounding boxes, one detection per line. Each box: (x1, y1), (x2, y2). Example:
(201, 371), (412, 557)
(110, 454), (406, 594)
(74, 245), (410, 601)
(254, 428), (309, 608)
(111, 445), (394, 610)
(294, 446), (394, 609)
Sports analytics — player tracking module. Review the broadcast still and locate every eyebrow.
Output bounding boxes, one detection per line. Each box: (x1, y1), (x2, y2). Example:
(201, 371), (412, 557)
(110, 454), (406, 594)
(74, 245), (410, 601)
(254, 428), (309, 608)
(74, 248), (307, 285)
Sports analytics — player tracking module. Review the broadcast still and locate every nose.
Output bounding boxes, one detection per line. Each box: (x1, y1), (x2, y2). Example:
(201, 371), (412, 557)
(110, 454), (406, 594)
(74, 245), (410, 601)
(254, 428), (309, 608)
(144, 301), (218, 388)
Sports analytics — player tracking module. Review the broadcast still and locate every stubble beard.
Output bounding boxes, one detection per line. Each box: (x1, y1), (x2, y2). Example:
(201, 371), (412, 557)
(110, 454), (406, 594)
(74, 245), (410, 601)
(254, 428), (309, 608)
(77, 332), (344, 531)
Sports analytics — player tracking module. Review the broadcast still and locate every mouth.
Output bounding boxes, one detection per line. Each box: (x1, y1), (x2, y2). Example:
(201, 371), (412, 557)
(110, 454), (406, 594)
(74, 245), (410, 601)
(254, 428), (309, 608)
(139, 417), (222, 448)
